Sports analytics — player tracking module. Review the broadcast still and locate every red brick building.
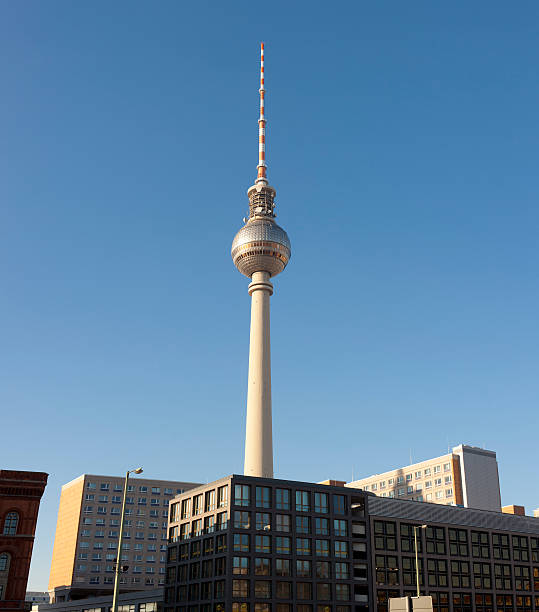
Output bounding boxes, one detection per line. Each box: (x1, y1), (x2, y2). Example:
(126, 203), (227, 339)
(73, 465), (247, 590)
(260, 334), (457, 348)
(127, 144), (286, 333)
(0, 471), (48, 612)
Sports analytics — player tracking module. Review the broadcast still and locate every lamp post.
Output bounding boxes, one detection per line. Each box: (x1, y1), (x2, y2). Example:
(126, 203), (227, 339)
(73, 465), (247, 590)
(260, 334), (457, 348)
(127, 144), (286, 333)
(413, 525), (428, 597)
(112, 468), (143, 612)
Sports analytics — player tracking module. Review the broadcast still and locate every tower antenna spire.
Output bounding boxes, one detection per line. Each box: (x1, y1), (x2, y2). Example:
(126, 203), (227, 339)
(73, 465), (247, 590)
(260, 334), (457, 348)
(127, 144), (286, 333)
(256, 42), (267, 184)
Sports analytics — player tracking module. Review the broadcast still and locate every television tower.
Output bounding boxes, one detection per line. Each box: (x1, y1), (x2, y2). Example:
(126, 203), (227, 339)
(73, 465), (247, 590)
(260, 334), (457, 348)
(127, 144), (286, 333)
(231, 43), (291, 478)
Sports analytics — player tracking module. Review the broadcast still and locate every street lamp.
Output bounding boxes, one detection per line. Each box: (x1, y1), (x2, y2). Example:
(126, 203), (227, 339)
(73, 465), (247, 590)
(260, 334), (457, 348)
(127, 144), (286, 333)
(413, 524), (428, 597)
(112, 468), (143, 612)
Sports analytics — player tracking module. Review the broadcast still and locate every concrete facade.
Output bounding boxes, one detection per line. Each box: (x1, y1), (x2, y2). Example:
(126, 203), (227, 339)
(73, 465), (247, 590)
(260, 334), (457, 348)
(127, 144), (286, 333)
(0, 470), (48, 612)
(345, 446), (501, 512)
(48, 475), (200, 601)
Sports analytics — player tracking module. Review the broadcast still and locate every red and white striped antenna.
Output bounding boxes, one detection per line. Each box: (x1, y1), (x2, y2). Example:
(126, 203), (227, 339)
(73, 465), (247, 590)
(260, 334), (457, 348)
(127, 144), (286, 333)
(256, 42), (267, 184)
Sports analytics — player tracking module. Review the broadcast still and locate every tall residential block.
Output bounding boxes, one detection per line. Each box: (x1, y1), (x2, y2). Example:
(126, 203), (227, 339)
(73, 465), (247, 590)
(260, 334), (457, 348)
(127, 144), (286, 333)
(48, 475), (200, 602)
(346, 445), (501, 512)
(0, 469), (48, 612)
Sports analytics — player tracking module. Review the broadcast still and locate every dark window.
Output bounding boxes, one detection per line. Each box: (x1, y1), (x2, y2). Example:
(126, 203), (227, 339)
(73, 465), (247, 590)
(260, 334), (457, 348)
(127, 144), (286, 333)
(297, 582), (312, 599)
(296, 538), (311, 556)
(514, 566), (531, 591)
(235, 485), (250, 507)
(449, 528), (469, 556)
(335, 540), (348, 558)
(276, 489), (290, 510)
(256, 535), (271, 553)
(335, 562), (349, 579)
(316, 560), (330, 579)
(255, 557), (271, 576)
(275, 514), (290, 532)
(473, 562), (492, 589)
(402, 557), (423, 587)
(426, 526), (446, 555)
(275, 558), (291, 576)
(256, 513), (271, 531)
(375, 555), (399, 586)
(335, 583), (350, 601)
(215, 557), (226, 576)
(453, 593), (472, 612)
(233, 556), (249, 575)
(3, 512), (18, 535)
(276, 582), (291, 598)
(400, 524), (423, 553)
(317, 583), (331, 600)
(427, 558), (448, 587)
(314, 492), (328, 513)
(495, 564), (513, 590)
(472, 531), (491, 559)
(216, 534), (226, 553)
(333, 495), (346, 515)
(233, 534), (250, 552)
(234, 511), (251, 529)
(315, 539), (329, 557)
(296, 516), (310, 534)
(374, 520), (397, 551)
(451, 560), (470, 588)
(232, 579), (249, 597)
(296, 491), (310, 512)
(513, 536), (529, 562)
(256, 487), (271, 508)
(254, 580), (271, 598)
(475, 593), (494, 612)
(315, 517), (329, 536)
(276, 536), (291, 555)
(334, 519), (347, 537)
(296, 559), (311, 577)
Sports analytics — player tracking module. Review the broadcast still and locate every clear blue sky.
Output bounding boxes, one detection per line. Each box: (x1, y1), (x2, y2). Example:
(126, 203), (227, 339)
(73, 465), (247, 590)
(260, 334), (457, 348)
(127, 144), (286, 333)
(1, 0), (538, 591)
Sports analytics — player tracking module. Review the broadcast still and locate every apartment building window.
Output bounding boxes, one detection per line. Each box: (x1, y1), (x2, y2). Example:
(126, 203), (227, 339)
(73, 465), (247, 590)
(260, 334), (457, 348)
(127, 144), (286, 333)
(425, 481), (432, 489)
(335, 561), (349, 579)
(434, 478), (442, 487)
(446, 489), (453, 497)
(473, 562), (492, 588)
(205, 489), (216, 512)
(256, 535), (271, 553)
(513, 536), (530, 561)
(388, 478), (394, 485)
(98, 495), (108, 502)
(235, 485), (250, 507)
(375, 555), (399, 585)
(493, 533), (510, 560)
(407, 486), (413, 494)
(84, 506), (93, 514)
(451, 560), (470, 587)
(531, 538), (539, 562)
(364, 485), (369, 491)
(403, 557), (423, 587)
(335, 584), (350, 601)
(297, 582), (312, 600)
(374, 520), (397, 551)
(85, 494), (95, 501)
(100, 483), (110, 491)
(192, 519), (202, 537)
(444, 475), (452, 484)
(315, 517), (329, 536)
(204, 515), (215, 534)
(217, 485), (228, 508)
(400, 524), (423, 553)
(254, 557), (270, 576)
(296, 491), (310, 512)
(515, 566), (531, 590)
(433, 465), (441, 474)
(472, 531), (490, 558)
(256, 486), (271, 508)
(426, 526), (446, 554)
(334, 519), (347, 537)
(314, 492), (328, 513)
(217, 512), (227, 531)
(516, 596), (532, 612)
(452, 593), (472, 612)
(193, 494), (203, 515)
(233, 556), (249, 575)
(427, 559), (448, 587)
(296, 559), (311, 577)
(276, 558), (291, 576)
(372, 483), (378, 491)
(276, 514), (290, 532)
(335, 540), (348, 558)
(316, 539), (329, 557)
(406, 474), (412, 482)
(181, 499), (191, 519)
(232, 579), (249, 597)
(296, 516), (310, 534)
(125, 497), (134, 505)
(87, 482), (97, 490)
(276, 488), (290, 510)
(317, 582), (331, 600)
(150, 499), (159, 506)
(256, 512), (271, 531)
(295, 537), (310, 555)
(449, 528), (468, 556)
(334, 495), (345, 515)
(398, 488), (406, 497)
(397, 476), (404, 484)
(276, 536), (291, 554)
(234, 511), (251, 529)
(415, 471), (422, 479)
(191, 540), (201, 558)
(424, 468), (431, 476)
(111, 508), (120, 515)
(494, 564), (513, 590)
(112, 496), (121, 503)
(276, 582), (292, 598)
(233, 534), (250, 552)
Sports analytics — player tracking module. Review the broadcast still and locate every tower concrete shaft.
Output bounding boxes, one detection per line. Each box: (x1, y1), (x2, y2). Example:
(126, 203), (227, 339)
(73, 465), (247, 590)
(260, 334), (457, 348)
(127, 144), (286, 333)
(244, 271), (274, 478)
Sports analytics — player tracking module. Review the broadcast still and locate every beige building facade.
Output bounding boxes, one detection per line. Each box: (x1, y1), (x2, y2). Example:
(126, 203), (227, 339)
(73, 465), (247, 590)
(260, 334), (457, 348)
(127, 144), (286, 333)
(48, 474), (200, 601)
(345, 444), (501, 512)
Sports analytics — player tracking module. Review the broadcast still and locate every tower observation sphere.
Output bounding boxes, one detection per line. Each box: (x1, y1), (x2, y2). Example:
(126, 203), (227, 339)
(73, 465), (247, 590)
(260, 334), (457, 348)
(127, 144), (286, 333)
(231, 43), (290, 479)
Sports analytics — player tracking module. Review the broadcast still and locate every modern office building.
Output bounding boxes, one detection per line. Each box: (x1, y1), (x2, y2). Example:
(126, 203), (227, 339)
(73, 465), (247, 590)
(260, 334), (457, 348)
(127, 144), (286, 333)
(345, 446), (501, 512)
(368, 495), (539, 612)
(165, 475), (370, 612)
(48, 475), (200, 602)
(0, 469), (48, 612)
